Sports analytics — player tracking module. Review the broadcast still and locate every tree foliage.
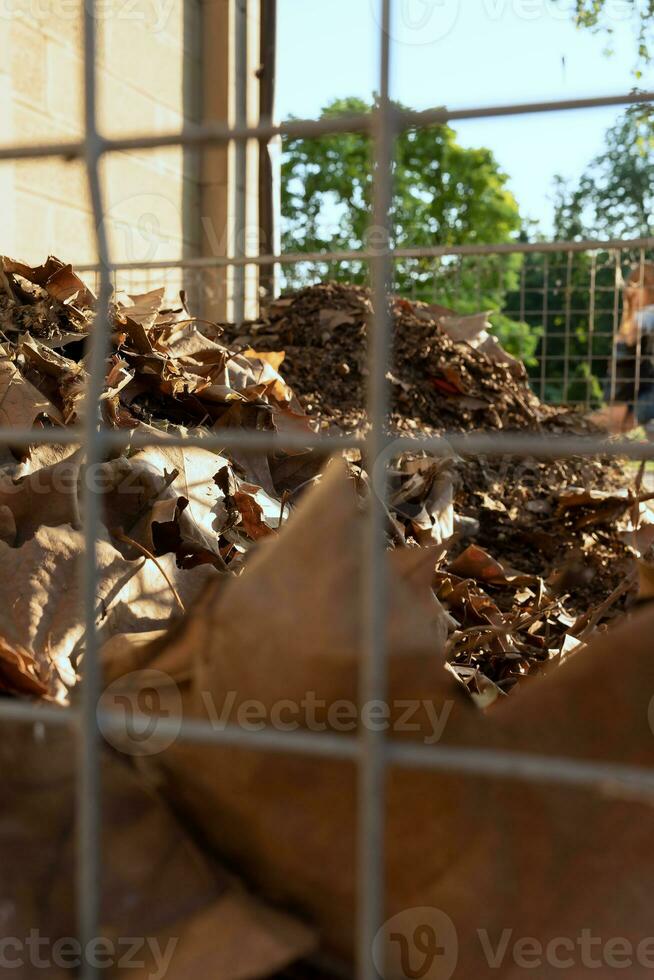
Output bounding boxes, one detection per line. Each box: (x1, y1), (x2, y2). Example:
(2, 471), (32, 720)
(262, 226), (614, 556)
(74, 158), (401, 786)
(282, 96), (522, 306)
(561, 0), (654, 73)
(282, 97), (521, 253)
(280, 98), (652, 399)
(553, 106), (654, 241)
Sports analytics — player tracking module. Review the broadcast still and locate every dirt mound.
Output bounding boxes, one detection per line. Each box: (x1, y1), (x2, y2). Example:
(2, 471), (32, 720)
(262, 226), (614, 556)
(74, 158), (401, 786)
(226, 281), (561, 434)
(223, 281), (649, 697)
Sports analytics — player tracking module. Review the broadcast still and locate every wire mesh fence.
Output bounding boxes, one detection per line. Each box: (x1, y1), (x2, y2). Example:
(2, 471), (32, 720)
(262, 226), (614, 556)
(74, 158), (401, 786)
(81, 239), (654, 415)
(1, 1), (654, 979)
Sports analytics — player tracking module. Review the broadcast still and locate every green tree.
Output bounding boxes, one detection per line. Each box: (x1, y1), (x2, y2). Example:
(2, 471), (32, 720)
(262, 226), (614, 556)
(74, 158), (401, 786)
(553, 107), (653, 241)
(282, 96), (522, 306)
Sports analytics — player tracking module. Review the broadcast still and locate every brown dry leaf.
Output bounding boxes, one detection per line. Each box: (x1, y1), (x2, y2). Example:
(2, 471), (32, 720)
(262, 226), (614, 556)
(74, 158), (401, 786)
(445, 660), (504, 708)
(0, 720), (315, 980)
(448, 543), (534, 587)
(151, 496), (225, 570)
(10, 442), (78, 478)
(0, 523), (220, 701)
(104, 356), (133, 398)
(555, 487), (633, 527)
(269, 448), (326, 498)
(449, 544), (505, 583)
(0, 359), (63, 428)
(20, 333), (80, 378)
(0, 504), (16, 545)
(270, 400), (316, 441)
(0, 634), (48, 697)
(390, 461), (455, 546)
(637, 560), (654, 600)
(104, 579), (654, 977)
(118, 288), (166, 353)
(239, 348), (294, 404)
(630, 520), (654, 557)
(232, 490), (276, 540)
(0, 448), (83, 542)
(244, 348), (286, 374)
(3, 255), (95, 308)
(128, 439), (238, 547)
(40, 263), (92, 306)
(319, 308), (356, 330)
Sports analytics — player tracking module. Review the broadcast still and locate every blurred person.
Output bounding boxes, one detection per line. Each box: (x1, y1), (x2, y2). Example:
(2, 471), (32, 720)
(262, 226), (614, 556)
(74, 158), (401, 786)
(596, 262), (654, 433)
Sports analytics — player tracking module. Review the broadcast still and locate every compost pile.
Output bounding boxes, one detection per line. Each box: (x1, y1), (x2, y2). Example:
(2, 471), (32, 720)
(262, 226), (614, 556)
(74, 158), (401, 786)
(0, 255), (327, 703)
(226, 281), (654, 702)
(226, 281), (553, 433)
(0, 257), (650, 709)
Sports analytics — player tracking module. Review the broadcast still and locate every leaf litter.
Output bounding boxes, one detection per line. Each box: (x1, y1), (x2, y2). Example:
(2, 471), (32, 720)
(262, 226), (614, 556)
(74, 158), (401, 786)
(0, 260), (648, 707)
(225, 280), (650, 704)
(3, 257), (654, 977)
(0, 255), (326, 700)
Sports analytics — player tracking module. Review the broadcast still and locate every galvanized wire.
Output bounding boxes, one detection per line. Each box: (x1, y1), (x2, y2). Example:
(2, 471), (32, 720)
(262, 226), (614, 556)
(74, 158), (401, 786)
(68, 235), (654, 274)
(1, 91), (652, 162)
(10, 699), (654, 803)
(0, 6), (653, 980)
(79, 0), (109, 971)
(359, 2), (393, 974)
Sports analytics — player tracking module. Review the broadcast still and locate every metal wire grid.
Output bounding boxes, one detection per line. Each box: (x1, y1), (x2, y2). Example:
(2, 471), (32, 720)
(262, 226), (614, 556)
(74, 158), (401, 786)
(79, 240), (654, 413)
(1, 2), (654, 977)
(78, 242), (654, 417)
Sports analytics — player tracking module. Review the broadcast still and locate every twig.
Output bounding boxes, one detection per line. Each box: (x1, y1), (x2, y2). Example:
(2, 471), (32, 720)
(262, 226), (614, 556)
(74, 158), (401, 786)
(444, 598), (563, 659)
(112, 528), (185, 613)
(278, 489), (291, 528)
(575, 574), (635, 643)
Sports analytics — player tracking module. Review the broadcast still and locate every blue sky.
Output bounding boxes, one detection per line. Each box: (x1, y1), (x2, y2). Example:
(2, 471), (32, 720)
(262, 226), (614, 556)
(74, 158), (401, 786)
(277, 0), (653, 235)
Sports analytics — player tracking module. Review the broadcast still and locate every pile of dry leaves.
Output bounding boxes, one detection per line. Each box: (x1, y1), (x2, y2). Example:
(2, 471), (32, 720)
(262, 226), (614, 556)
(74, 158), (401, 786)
(0, 259), (651, 709)
(226, 281), (654, 702)
(4, 257), (654, 979)
(0, 255), (327, 702)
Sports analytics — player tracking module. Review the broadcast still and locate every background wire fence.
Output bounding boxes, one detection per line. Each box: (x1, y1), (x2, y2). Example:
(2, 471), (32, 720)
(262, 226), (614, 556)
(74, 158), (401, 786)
(82, 238), (654, 413)
(1, 1), (654, 978)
